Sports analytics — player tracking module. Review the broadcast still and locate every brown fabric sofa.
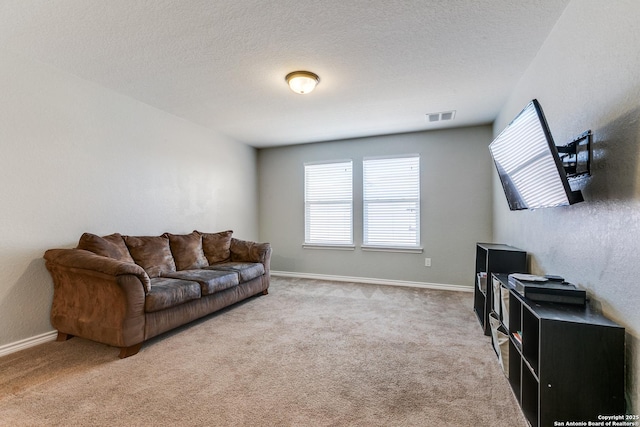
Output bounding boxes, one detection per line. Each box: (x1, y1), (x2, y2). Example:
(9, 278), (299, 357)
(43, 230), (271, 358)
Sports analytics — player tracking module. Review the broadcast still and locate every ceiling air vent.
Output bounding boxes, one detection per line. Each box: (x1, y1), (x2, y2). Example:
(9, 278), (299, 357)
(426, 110), (456, 123)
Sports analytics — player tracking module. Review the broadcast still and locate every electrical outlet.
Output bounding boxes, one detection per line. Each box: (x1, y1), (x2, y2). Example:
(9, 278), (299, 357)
(424, 258), (431, 267)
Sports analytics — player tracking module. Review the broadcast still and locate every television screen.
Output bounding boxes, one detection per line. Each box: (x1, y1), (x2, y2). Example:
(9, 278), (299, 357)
(489, 99), (583, 210)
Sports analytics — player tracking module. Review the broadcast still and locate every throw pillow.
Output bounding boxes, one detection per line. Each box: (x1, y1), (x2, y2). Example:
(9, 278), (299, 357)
(77, 232), (135, 264)
(197, 230), (233, 264)
(124, 235), (177, 278)
(230, 239), (270, 263)
(165, 232), (208, 270)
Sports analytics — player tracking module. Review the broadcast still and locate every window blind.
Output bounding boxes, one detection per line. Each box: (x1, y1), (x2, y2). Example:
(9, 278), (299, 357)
(304, 161), (353, 245)
(363, 156), (420, 247)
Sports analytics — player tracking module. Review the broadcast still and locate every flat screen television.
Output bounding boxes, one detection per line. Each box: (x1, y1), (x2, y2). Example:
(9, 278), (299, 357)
(489, 99), (584, 210)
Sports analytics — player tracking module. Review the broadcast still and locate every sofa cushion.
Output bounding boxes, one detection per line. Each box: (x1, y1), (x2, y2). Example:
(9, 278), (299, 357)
(163, 269), (239, 296)
(124, 235), (176, 278)
(145, 277), (201, 312)
(165, 232), (208, 270)
(77, 233), (135, 264)
(198, 230), (232, 264)
(206, 262), (265, 283)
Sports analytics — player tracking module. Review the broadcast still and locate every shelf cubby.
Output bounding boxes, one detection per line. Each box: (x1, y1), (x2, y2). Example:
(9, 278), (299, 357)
(521, 307), (539, 376)
(508, 339), (521, 402)
(521, 367), (539, 426)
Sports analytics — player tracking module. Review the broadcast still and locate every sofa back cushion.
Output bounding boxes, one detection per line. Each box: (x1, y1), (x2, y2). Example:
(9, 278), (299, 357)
(197, 230), (233, 264)
(165, 232), (208, 270)
(77, 233), (135, 264)
(124, 235), (176, 278)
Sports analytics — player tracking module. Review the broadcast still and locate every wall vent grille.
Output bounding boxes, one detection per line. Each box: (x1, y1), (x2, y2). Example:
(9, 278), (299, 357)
(426, 110), (456, 122)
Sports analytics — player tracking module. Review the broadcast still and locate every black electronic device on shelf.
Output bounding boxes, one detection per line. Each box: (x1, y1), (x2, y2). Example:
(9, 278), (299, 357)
(489, 99), (591, 211)
(508, 273), (586, 306)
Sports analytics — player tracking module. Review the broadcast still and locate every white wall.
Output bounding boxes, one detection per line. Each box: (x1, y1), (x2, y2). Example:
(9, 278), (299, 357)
(492, 0), (640, 412)
(0, 49), (258, 348)
(258, 126), (494, 286)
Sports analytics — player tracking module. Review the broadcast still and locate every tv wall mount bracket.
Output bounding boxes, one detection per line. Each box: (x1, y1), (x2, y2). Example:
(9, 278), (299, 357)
(557, 130), (591, 178)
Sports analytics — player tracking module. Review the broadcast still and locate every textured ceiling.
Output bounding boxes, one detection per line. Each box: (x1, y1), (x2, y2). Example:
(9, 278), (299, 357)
(0, 0), (570, 147)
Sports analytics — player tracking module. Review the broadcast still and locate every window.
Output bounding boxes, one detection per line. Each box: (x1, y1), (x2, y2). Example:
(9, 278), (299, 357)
(363, 156), (420, 248)
(304, 161), (353, 246)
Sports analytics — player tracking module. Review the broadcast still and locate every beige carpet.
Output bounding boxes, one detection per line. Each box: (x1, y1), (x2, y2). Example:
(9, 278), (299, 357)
(0, 277), (527, 426)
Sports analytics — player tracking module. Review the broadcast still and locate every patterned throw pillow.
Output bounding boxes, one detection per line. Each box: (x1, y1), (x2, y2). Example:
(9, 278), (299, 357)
(77, 232), (135, 264)
(124, 235), (177, 278)
(197, 230), (233, 265)
(165, 231), (208, 270)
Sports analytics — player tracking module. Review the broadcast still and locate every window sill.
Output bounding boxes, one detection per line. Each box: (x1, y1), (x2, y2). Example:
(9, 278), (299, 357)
(302, 244), (356, 251)
(360, 245), (423, 254)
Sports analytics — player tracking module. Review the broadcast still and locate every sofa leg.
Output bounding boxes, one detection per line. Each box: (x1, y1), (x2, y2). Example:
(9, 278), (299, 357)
(56, 332), (74, 342)
(262, 289), (269, 295)
(118, 343), (143, 359)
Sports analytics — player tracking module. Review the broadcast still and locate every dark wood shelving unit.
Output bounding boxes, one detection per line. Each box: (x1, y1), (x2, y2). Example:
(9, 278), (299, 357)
(473, 243), (527, 335)
(492, 273), (625, 427)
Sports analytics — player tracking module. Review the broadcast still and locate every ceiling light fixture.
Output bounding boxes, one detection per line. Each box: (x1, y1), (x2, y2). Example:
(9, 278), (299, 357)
(285, 71), (320, 95)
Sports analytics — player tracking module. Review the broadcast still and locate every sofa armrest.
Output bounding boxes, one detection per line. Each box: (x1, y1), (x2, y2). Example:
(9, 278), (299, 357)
(230, 239), (272, 271)
(43, 248), (149, 348)
(44, 248), (151, 293)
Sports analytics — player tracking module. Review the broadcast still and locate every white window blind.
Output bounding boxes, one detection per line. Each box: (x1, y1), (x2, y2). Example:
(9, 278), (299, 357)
(304, 161), (353, 245)
(363, 156), (420, 247)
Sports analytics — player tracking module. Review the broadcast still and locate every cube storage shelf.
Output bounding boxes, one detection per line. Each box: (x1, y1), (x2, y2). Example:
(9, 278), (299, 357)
(473, 243), (527, 336)
(493, 273), (625, 427)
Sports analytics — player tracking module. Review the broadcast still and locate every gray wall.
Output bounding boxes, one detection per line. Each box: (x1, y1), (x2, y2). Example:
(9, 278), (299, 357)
(258, 126), (493, 286)
(0, 49), (258, 349)
(492, 0), (640, 412)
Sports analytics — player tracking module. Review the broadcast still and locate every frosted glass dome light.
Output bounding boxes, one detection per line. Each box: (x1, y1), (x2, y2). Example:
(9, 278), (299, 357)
(285, 71), (320, 94)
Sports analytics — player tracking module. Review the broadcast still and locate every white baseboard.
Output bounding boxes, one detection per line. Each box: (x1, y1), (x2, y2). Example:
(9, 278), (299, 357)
(271, 271), (472, 293)
(0, 330), (58, 358)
